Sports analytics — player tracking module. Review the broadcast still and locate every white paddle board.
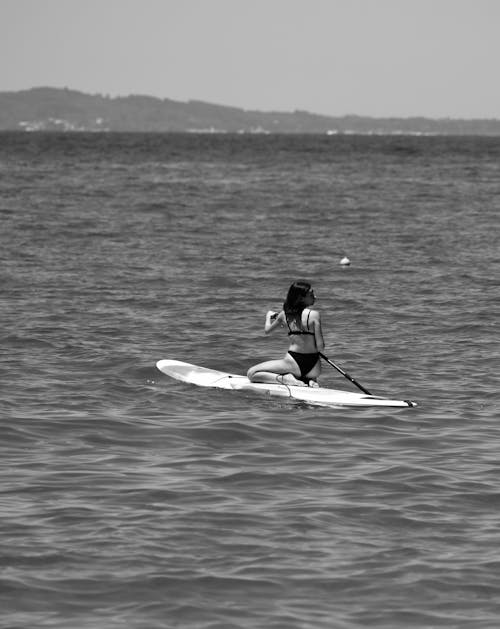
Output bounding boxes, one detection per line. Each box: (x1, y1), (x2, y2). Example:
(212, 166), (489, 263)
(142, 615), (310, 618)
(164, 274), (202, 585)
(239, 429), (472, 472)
(156, 359), (417, 408)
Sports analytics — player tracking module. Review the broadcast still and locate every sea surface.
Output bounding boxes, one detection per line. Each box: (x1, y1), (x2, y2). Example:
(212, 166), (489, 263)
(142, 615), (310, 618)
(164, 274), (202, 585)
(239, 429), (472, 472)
(1, 132), (499, 628)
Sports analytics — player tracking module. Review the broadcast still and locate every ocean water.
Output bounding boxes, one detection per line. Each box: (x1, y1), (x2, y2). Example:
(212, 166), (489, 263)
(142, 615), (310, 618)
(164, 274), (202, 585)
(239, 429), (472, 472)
(1, 132), (499, 628)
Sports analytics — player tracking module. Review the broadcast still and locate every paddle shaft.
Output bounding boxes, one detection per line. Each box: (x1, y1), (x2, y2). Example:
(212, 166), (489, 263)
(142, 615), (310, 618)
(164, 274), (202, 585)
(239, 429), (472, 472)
(319, 352), (372, 395)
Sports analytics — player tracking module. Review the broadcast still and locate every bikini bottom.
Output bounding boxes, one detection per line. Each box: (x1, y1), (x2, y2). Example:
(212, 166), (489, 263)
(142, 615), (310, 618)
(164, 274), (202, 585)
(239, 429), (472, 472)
(288, 351), (320, 380)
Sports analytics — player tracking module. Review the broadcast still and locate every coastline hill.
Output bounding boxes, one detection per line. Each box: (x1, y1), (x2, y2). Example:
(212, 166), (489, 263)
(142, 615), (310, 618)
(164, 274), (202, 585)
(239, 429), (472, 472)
(1, 87), (499, 134)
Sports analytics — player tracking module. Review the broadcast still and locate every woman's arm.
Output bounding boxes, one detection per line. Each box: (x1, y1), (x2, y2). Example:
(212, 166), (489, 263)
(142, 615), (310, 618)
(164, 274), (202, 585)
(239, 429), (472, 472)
(264, 310), (285, 334)
(311, 310), (325, 352)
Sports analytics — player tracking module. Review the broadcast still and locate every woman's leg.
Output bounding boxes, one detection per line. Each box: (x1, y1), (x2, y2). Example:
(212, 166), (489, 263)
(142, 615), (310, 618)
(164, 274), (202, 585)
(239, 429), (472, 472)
(247, 355), (304, 385)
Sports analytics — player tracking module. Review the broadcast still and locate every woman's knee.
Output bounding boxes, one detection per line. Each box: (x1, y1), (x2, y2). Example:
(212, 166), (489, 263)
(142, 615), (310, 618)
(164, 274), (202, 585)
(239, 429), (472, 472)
(247, 364), (259, 380)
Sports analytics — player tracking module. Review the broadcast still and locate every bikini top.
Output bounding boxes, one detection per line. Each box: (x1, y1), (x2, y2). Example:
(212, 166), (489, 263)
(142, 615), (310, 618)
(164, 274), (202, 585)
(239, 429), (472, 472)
(286, 308), (315, 336)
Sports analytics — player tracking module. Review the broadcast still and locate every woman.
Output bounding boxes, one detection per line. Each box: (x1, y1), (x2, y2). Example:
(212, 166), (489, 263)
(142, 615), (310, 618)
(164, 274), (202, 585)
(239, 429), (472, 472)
(247, 280), (325, 387)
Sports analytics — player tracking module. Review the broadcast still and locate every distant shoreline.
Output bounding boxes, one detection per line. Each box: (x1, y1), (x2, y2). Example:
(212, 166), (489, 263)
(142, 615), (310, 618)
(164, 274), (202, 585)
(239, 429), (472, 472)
(2, 87), (500, 135)
(3, 130), (500, 139)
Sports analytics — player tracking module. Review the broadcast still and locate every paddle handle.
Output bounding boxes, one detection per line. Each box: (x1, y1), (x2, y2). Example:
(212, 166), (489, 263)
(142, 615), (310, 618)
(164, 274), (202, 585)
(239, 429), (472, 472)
(319, 352), (372, 395)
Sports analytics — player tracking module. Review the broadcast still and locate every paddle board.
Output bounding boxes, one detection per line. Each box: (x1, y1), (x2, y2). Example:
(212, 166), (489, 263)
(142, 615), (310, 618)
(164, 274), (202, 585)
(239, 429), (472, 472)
(156, 359), (417, 408)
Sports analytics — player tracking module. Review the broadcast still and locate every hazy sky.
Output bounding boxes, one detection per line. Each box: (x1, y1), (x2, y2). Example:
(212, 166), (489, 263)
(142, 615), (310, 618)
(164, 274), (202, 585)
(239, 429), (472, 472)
(2, 0), (499, 118)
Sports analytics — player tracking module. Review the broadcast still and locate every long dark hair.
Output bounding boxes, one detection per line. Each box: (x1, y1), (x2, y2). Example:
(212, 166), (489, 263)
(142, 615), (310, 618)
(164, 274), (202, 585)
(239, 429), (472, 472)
(283, 280), (312, 326)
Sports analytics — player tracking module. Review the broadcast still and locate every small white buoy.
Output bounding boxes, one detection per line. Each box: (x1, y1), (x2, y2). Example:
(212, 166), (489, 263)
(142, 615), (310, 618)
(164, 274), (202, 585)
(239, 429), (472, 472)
(340, 256), (351, 266)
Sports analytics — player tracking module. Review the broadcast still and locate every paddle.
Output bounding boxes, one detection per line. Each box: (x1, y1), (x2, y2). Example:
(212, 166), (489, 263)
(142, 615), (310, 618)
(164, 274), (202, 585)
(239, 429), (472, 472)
(319, 352), (372, 395)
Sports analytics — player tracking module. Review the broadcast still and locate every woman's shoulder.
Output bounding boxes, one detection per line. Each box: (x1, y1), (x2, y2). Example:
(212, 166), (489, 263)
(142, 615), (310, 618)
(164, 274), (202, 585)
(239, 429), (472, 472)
(304, 308), (321, 323)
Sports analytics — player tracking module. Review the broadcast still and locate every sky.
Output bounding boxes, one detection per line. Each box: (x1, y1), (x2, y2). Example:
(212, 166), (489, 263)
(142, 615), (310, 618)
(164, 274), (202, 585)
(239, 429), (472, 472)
(1, 0), (499, 119)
